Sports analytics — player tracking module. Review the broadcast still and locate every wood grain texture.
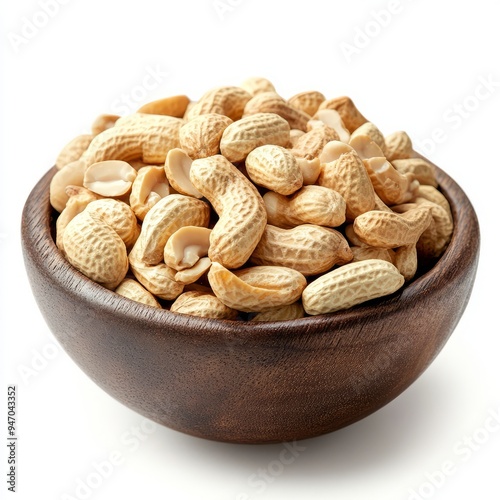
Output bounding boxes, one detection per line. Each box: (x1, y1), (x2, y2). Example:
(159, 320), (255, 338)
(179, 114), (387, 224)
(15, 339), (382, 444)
(21, 159), (480, 443)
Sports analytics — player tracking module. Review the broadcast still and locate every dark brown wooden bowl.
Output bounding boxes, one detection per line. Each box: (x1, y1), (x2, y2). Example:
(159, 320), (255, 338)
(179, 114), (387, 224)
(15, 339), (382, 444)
(21, 161), (480, 444)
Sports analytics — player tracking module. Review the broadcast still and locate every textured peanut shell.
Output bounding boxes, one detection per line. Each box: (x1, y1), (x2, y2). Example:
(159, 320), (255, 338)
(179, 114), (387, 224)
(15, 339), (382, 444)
(250, 224), (352, 276)
(392, 158), (438, 187)
(179, 113), (233, 159)
(302, 259), (405, 315)
(56, 134), (93, 170)
(245, 145), (303, 195)
(62, 211), (128, 290)
(384, 131), (414, 161)
(318, 96), (368, 133)
(243, 92), (311, 132)
(292, 125), (339, 160)
(80, 114), (184, 167)
(170, 291), (238, 320)
(318, 151), (376, 220)
(190, 155), (267, 269)
(136, 194), (210, 265)
(187, 86), (252, 121)
(208, 263), (307, 313)
(115, 278), (162, 308)
(220, 113), (290, 163)
(353, 207), (432, 248)
(288, 90), (326, 117)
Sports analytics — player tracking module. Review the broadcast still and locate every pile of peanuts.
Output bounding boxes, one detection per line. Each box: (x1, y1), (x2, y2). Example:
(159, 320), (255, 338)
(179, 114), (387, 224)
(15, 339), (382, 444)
(49, 77), (453, 320)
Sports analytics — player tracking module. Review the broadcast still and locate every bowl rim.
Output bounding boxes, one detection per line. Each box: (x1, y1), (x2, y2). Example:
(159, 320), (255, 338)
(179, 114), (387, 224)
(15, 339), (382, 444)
(22, 156), (480, 340)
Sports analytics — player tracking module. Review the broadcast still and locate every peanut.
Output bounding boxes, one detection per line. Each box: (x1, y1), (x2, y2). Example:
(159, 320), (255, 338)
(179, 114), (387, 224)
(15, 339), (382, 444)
(392, 158), (437, 187)
(310, 109), (351, 143)
(133, 194), (210, 265)
(163, 226), (211, 271)
(263, 185), (346, 229)
(220, 112), (290, 163)
(384, 131), (414, 161)
(288, 90), (326, 117)
(62, 210), (128, 290)
(179, 113), (233, 160)
(250, 224), (352, 276)
(240, 77), (276, 96)
(208, 263), (307, 313)
(190, 155), (267, 269)
(187, 86), (252, 121)
(318, 146), (376, 220)
(164, 148), (203, 198)
(302, 259), (404, 315)
(291, 124), (339, 161)
(318, 96), (368, 133)
(115, 278), (162, 308)
(91, 114), (120, 136)
(350, 122), (387, 155)
(171, 290), (238, 320)
(245, 145), (303, 195)
(137, 95), (190, 117)
(56, 134), (93, 170)
(83, 160), (137, 197)
(129, 166), (170, 220)
(243, 92), (311, 131)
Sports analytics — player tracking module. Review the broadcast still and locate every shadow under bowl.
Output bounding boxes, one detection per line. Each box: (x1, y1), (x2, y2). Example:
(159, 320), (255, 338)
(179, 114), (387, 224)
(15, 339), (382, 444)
(21, 160), (480, 444)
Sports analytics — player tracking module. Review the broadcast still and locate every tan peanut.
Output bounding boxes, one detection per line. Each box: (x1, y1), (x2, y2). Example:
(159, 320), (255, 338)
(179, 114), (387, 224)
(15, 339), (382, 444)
(243, 92), (311, 131)
(137, 95), (190, 117)
(62, 210), (128, 290)
(85, 198), (139, 250)
(79, 114), (184, 167)
(318, 96), (368, 133)
(302, 259), (404, 315)
(91, 114), (120, 136)
(170, 290), (238, 320)
(83, 160), (137, 197)
(179, 113), (233, 159)
(349, 134), (385, 160)
(115, 278), (162, 308)
(240, 76), (276, 96)
(220, 112), (290, 163)
(190, 155), (267, 269)
(310, 109), (350, 143)
(56, 186), (99, 252)
(164, 148), (203, 198)
(245, 145), (303, 195)
(250, 224), (352, 276)
(363, 157), (420, 205)
(208, 263), (307, 313)
(263, 185), (346, 229)
(353, 206), (432, 248)
(288, 90), (326, 117)
(350, 122), (387, 155)
(128, 243), (184, 300)
(417, 185), (452, 217)
(250, 302), (305, 322)
(174, 258), (212, 285)
(392, 158), (438, 187)
(133, 194), (210, 265)
(163, 226), (211, 271)
(317, 145), (376, 220)
(392, 198), (453, 258)
(295, 157), (322, 185)
(129, 166), (170, 220)
(351, 246), (395, 264)
(50, 160), (86, 212)
(384, 131), (414, 161)
(393, 245), (418, 281)
(187, 86), (252, 121)
(56, 134), (93, 170)
(289, 129), (306, 147)
(291, 124), (339, 161)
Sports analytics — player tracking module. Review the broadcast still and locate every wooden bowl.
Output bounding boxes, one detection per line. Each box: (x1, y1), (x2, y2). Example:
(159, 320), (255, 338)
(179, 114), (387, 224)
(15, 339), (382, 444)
(21, 161), (480, 443)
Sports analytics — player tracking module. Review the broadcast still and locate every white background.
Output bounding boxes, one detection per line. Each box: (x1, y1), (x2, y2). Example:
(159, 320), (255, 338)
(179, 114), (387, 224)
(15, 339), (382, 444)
(1, 1), (499, 499)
